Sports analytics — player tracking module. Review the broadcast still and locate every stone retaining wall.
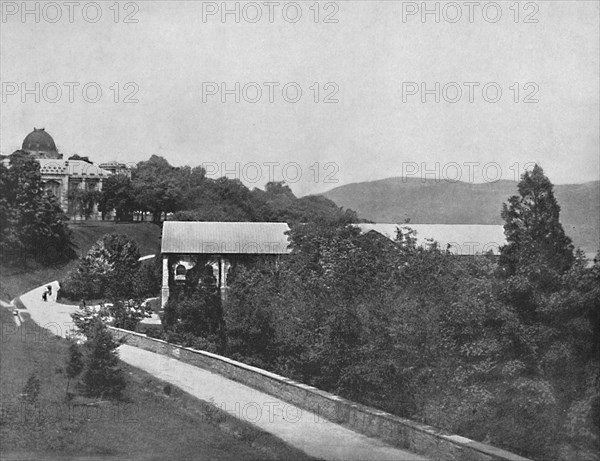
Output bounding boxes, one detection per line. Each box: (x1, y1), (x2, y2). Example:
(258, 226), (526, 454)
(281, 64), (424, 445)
(108, 326), (530, 461)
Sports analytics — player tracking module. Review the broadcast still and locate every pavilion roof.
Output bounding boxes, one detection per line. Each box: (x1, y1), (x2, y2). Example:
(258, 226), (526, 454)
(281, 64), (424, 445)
(161, 221), (291, 255)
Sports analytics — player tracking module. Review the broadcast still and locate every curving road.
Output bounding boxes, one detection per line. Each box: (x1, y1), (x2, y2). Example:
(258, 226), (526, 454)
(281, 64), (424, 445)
(16, 282), (430, 461)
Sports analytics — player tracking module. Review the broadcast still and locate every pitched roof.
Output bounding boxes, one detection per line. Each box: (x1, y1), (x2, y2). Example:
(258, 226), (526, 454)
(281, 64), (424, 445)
(355, 223), (506, 255)
(161, 221), (291, 254)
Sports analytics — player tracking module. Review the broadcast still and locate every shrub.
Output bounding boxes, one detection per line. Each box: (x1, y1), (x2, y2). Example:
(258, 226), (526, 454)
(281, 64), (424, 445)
(133, 256), (162, 298)
(20, 374), (41, 405)
(71, 299), (152, 337)
(61, 234), (141, 300)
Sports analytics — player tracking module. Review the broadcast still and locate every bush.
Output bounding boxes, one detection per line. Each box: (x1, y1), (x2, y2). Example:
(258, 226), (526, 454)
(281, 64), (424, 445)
(71, 299), (152, 337)
(61, 234), (141, 300)
(133, 256), (162, 298)
(20, 374), (41, 405)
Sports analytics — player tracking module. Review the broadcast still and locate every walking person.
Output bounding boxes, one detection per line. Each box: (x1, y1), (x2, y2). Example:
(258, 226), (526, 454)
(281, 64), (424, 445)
(42, 289), (48, 302)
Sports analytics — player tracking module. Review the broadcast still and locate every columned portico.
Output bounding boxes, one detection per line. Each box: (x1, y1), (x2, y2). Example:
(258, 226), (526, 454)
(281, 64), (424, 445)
(160, 221), (291, 309)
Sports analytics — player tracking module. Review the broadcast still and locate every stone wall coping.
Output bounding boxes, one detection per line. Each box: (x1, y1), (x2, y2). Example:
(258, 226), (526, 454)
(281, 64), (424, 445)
(108, 326), (531, 461)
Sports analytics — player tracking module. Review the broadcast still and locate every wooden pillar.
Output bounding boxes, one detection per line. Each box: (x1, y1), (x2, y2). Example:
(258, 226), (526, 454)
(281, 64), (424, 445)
(161, 254), (170, 309)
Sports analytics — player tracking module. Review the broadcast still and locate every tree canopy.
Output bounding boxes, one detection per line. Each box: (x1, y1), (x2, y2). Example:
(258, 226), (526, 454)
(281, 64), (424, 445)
(61, 233), (141, 300)
(0, 155), (74, 264)
(500, 164), (575, 278)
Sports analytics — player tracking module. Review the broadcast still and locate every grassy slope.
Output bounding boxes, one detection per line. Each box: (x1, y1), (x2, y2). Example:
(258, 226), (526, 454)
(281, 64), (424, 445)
(0, 307), (311, 460)
(0, 222), (162, 301)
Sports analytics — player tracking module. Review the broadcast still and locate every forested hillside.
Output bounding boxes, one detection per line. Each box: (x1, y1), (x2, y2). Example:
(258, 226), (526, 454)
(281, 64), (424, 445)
(101, 155), (359, 225)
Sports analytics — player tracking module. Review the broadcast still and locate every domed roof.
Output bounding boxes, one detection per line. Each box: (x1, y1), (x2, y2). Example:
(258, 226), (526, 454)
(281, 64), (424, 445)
(22, 128), (59, 157)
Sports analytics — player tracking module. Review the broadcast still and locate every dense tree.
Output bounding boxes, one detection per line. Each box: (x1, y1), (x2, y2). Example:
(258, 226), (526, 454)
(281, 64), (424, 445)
(0, 154), (74, 264)
(132, 256), (162, 298)
(132, 155), (184, 222)
(101, 154), (360, 225)
(494, 165), (599, 457)
(68, 188), (101, 220)
(174, 177), (273, 222)
(170, 178), (358, 225)
(61, 234), (141, 300)
(98, 174), (136, 221)
(222, 216), (599, 460)
(161, 260), (224, 351)
(81, 319), (126, 398)
(500, 164), (575, 279)
(254, 181), (359, 224)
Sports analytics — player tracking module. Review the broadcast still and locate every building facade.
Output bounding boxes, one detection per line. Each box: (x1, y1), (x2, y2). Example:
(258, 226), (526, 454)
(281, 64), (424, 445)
(9, 128), (131, 220)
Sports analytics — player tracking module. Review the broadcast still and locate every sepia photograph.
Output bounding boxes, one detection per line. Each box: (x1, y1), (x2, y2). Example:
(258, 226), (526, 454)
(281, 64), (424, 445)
(0, 1), (598, 460)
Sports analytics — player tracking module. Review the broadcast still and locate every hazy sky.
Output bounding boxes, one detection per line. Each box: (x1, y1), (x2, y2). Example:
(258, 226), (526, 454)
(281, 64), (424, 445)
(1, 0), (598, 195)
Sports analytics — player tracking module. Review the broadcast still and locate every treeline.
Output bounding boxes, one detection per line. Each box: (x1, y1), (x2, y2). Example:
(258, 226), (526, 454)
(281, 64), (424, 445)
(0, 154), (74, 265)
(161, 166), (599, 460)
(100, 155), (358, 224)
(0, 152), (357, 265)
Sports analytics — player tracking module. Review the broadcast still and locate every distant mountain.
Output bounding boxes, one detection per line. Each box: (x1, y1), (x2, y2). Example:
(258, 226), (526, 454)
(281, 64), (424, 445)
(322, 178), (600, 258)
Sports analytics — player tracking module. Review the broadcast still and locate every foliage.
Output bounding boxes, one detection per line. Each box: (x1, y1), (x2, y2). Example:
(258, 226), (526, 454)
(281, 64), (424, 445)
(162, 261), (224, 351)
(132, 256), (162, 298)
(132, 155), (184, 222)
(0, 154), (74, 264)
(70, 299), (151, 338)
(110, 299), (153, 331)
(61, 233), (141, 300)
(80, 319), (126, 398)
(20, 374), (41, 405)
(221, 216), (599, 460)
(70, 303), (114, 338)
(67, 188), (102, 220)
(94, 154), (358, 224)
(500, 164), (575, 279)
(98, 174), (136, 221)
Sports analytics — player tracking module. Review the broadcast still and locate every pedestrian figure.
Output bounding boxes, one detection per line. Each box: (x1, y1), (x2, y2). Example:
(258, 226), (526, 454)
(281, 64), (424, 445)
(47, 285), (53, 301)
(42, 289), (48, 302)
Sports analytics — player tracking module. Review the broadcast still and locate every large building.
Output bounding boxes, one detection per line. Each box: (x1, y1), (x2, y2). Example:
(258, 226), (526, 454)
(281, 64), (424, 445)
(7, 128), (131, 220)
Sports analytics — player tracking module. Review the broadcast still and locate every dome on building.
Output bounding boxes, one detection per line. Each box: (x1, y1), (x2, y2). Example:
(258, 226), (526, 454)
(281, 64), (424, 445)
(22, 128), (60, 159)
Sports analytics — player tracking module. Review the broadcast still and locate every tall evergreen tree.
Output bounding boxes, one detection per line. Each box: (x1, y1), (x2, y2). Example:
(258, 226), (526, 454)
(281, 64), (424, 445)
(500, 164), (574, 280)
(81, 319), (126, 398)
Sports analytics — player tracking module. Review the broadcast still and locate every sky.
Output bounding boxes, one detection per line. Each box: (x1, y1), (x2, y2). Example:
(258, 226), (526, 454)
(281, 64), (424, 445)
(1, 0), (598, 196)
